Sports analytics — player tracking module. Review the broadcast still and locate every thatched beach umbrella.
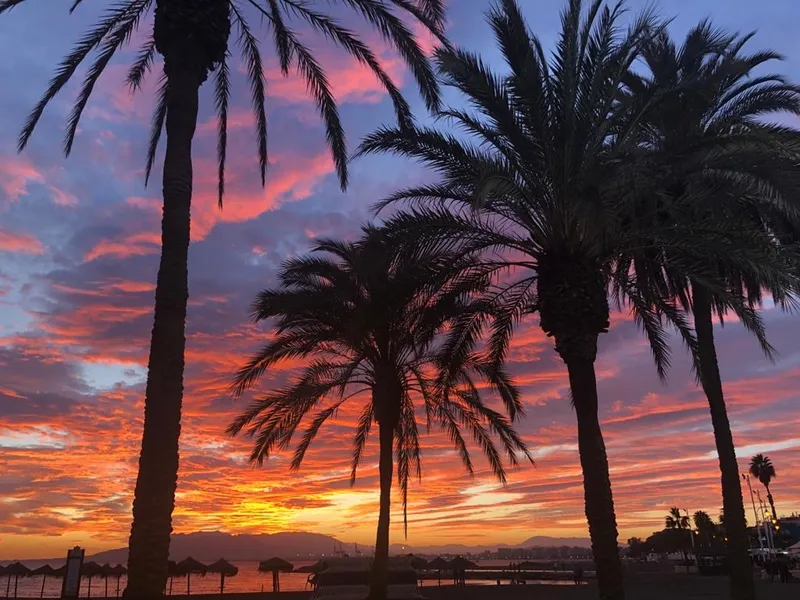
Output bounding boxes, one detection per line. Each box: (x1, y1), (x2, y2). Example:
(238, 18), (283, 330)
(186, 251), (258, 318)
(176, 557), (207, 595)
(206, 559), (238, 594)
(100, 564), (113, 598)
(107, 564), (126, 598)
(81, 561), (104, 599)
(427, 557), (448, 586)
(166, 561), (179, 596)
(0, 565), (8, 598)
(31, 565), (64, 599)
(258, 558), (293, 592)
(5, 562), (31, 599)
(447, 556), (476, 587)
(408, 555), (428, 571)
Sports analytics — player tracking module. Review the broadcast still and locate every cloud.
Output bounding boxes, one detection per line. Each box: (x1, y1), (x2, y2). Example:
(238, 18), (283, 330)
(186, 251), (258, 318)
(2, 0), (800, 561)
(0, 157), (43, 203)
(0, 228), (44, 254)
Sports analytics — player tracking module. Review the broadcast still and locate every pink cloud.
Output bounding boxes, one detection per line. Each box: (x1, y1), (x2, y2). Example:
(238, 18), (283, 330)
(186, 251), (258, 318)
(264, 53), (406, 106)
(85, 231), (161, 261)
(0, 157), (43, 203)
(0, 228), (44, 254)
(190, 149), (335, 241)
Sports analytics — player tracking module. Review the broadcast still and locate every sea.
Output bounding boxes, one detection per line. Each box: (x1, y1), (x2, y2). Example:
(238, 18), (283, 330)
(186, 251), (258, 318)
(1, 560), (581, 598)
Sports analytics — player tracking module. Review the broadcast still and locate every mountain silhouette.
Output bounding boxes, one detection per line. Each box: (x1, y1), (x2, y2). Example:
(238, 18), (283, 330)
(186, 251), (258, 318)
(388, 536), (590, 555)
(88, 531), (352, 563)
(12, 531), (591, 563)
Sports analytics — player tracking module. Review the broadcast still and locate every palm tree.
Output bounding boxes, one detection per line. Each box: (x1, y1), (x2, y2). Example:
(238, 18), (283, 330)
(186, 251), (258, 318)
(665, 508), (692, 562)
(228, 226), (531, 600)
(355, 1), (791, 597)
(693, 510), (717, 548)
(749, 454), (778, 519)
(1, 1), (446, 596)
(666, 507), (690, 531)
(619, 25), (800, 599)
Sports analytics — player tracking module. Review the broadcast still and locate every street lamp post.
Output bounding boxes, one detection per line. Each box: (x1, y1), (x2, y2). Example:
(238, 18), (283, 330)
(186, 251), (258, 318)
(743, 474), (763, 550)
(683, 509), (696, 560)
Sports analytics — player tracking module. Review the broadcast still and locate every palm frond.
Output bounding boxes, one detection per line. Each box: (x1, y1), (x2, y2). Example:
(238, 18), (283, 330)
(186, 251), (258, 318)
(65, 1), (150, 155)
(279, 0), (413, 128)
(214, 53), (231, 207)
(18, 0), (151, 152)
(350, 402), (374, 485)
(126, 33), (156, 91)
(340, 0), (440, 112)
(233, 4), (268, 186)
(143, 72), (168, 186)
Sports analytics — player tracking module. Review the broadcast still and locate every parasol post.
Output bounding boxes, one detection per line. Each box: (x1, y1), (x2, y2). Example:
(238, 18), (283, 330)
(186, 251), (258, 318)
(187, 573), (190, 596)
(41, 574), (46, 599)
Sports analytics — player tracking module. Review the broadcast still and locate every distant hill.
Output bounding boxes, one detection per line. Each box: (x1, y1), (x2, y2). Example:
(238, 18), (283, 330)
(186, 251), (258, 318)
(515, 536), (591, 548)
(88, 531), (352, 563)
(387, 536), (590, 556)
(12, 531), (590, 563)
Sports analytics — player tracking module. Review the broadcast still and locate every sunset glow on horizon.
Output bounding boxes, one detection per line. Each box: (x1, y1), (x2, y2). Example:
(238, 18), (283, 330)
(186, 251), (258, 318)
(2, 0), (800, 561)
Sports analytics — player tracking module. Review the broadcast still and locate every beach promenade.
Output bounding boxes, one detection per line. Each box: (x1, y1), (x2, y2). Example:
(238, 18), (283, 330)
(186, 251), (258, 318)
(99, 574), (796, 600)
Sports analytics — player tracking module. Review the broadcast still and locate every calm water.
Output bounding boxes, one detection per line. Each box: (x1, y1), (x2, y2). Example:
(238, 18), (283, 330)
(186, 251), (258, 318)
(1, 560), (582, 598)
(0, 561), (317, 598)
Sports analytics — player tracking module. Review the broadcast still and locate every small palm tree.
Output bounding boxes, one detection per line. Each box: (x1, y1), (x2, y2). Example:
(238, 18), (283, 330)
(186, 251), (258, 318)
(665, 508), (692, 562)
(693, 510), (717, 548)
(666, 507), (690, 530)
(1, 1), (446, 595)
(356, 1), (788, 597)
(621, 25), (800, 599)
(228, 227), (531, 600)
(749, 454), (778, 519)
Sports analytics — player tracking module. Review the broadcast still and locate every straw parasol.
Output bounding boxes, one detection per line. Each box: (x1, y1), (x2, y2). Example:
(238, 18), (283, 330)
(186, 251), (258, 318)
(107, 564), (127, 598)
(258, 557), (294, 592)
(4, 562), (32, 599)
(166, 561), (179, 596)
(81, 561), (104, 599)
(0, 565), (8, 598)
(447, 556), (477, 570)
(448, 556), (476, 587)
(100, 564), (114, 598)
(206, 559), (238, 594)
(427, 557), (448, 586)
(31, 565), (64, 599)
(176, 557), (207, 595)
(408, 555), (428, 571)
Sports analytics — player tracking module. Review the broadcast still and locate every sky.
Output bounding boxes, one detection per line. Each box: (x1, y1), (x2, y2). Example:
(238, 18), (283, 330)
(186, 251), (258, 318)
(1, 0), (800, 560)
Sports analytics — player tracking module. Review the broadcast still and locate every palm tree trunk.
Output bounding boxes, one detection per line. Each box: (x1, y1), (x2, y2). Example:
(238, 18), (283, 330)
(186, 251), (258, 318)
(765, 484), (777, 521)
(692, 285), (755, 600)
(125, 60), (202, 599)
(368, 417), (395, 600)
(566, 351), (624, 600)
